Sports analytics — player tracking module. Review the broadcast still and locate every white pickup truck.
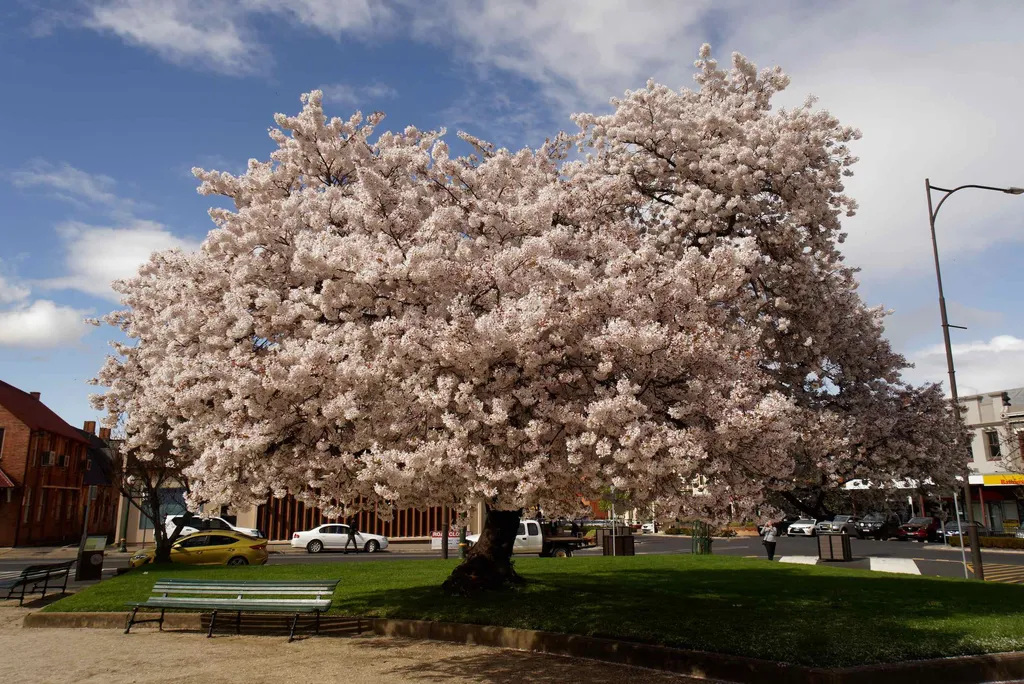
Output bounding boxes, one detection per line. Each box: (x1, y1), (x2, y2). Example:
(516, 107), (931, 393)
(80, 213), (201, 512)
(466, 519), (593, 558)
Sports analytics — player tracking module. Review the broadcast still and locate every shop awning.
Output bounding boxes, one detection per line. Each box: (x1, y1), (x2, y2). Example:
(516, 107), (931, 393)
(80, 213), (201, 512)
(968, 473), (1024, 486)
(0, 468), (15, 488)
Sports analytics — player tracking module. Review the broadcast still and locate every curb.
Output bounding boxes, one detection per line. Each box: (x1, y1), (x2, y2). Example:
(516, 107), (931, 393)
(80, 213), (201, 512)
(24, 611), (201, 631)
(22, 612), (1024, 684)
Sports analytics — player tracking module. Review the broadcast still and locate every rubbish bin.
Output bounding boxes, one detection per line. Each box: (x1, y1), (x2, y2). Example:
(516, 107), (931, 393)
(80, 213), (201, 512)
(602, 535), (635, 556)
(76, 535), (107, 581)
(817, 532), (852, 562)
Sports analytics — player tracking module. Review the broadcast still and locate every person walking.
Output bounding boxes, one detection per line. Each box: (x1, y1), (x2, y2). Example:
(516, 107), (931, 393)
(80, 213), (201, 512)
(344, 520), (360, 554)
(762, 522), (778, 561)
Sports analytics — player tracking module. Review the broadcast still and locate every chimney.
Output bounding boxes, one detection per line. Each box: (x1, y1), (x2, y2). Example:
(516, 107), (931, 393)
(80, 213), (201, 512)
(83, 421), (97, 435)
(29, 391), (40, 400)
(98, 427), (111, 441)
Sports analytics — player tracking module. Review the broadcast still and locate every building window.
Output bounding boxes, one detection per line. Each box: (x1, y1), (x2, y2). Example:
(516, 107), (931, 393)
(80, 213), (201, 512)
(66, 492), (75, 520)
(0, 427), (6, 458)
(986, 431), (1002, 460)
(22, 488), (30, 523)
(37, 490), (46, 521)
(55, 491), (64, 519)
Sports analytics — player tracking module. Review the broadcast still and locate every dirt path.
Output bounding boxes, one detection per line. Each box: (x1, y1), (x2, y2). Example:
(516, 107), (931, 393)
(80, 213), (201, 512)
(0, 604), (707, 683)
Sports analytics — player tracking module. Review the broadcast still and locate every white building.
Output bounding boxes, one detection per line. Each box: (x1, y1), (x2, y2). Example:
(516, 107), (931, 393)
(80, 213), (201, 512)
(959, 387), (1024, 533)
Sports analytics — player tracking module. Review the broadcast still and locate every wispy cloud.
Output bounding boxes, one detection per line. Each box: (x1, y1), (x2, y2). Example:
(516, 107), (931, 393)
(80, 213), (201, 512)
(80, 0), (394, 74)
(321, 82), (398, 107)
(10, 160), (140, 216)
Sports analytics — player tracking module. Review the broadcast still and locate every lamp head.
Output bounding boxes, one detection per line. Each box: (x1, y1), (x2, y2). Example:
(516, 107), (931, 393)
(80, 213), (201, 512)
(1006, 187), (1024, 195)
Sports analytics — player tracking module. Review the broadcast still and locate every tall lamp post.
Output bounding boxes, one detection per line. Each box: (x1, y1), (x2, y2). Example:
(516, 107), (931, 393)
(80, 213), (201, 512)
(925, 179), (1023, 581)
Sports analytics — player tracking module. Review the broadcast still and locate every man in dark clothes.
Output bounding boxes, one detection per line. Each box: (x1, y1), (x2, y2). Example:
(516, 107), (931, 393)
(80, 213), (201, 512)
(345, 520), (360, 554)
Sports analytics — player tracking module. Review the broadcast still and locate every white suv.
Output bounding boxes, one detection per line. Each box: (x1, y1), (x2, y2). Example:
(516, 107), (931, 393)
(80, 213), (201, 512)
(164, 514), (262, 540)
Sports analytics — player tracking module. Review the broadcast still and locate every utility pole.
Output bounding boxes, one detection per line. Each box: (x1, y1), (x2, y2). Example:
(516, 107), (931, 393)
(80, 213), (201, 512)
(441, 506), (450, 560)
(925, 178), (1023, 581)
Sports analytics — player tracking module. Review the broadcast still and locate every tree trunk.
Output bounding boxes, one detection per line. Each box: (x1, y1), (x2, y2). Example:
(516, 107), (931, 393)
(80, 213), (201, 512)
(442, 508), (523, 595)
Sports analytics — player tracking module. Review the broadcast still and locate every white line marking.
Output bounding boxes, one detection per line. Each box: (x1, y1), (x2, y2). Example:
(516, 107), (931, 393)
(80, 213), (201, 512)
(869, 557), (921, 575)
(777, 556), (819, 565)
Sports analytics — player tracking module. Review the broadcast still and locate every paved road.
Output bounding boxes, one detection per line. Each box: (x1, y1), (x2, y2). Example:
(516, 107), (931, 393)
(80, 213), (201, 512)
(3, 534), (1022, 585)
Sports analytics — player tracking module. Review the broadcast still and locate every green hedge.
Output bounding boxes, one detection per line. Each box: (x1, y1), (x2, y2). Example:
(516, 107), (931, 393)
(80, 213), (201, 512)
(948, 536), (1024, 549)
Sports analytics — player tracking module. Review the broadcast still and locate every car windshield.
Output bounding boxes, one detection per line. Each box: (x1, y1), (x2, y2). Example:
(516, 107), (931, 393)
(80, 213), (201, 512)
(907, 517), (931, 525)
(945, 521), (970, 529)
(796, 519), (814, 524)
(833, 516), (851, 522)
(862, 514), (883, 522)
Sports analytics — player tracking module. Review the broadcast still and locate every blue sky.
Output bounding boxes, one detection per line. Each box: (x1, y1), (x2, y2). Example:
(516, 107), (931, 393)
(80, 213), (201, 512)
(1, 0), (1023, 429)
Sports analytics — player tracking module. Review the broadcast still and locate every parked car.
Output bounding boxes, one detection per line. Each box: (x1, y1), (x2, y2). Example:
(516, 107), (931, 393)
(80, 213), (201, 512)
(828, 515), (860, 535)
(130, 531), (269, 568)
(814, 518), (835, 535)
(855, 513), (902, 540)
(641, 522), (657, 534)
(897, 516), (942, 542)
(291, 523), (390, 553)
(759, 516), (799, 536)
(467, 518), (592, 557)
(787, 519), (817, 537)
(164, 514), (262, 540)
(941, 520), (990, 542)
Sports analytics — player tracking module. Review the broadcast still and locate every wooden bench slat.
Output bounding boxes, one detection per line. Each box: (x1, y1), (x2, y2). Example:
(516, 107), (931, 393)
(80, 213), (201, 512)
(153, 581), (339, 589)
(153, 589), (333, 596)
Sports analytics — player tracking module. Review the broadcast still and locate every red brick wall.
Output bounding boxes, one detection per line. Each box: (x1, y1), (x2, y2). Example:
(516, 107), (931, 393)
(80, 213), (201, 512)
(0, 407), (30, 546)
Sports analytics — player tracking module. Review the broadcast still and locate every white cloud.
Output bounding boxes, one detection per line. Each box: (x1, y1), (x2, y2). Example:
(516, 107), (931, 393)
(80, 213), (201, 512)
(904, 335), (1024, 396)
(40, 220), (201, 301)
(10, 160), (137, 215)
(0, 274), (31, 305)
(407, 1), (1024, 280)
(0, 300), (92, 348)
(321, 82), (398, 107)
(82, 0), (393, 73)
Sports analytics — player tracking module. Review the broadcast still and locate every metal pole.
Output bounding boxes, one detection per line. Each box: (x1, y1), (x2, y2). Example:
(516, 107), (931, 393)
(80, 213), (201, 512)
(953, 490), (969, 579)
(441, 507), (449, 559)
(77, 485), (96, 556)
(926, 178), (984, 580)
(117, 493), (130, 552)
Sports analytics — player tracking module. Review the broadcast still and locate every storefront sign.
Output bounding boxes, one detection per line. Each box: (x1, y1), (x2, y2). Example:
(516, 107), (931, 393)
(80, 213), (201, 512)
(430, 530), (460, 550)
(981, 474), (1024, 486)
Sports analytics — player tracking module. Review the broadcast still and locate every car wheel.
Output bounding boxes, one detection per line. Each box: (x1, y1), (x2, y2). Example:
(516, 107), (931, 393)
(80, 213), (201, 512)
(227, 556), (249, 566)
(307, 539), (324, 554)
(551, 546), (572, 558)
(364, 540), (380, 553)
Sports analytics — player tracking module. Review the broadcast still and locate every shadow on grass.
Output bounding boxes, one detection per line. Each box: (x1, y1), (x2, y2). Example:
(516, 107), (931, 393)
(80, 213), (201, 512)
(335, 557), (1024, 668)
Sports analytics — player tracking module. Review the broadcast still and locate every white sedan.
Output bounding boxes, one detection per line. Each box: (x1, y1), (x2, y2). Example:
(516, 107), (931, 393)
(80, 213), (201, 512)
(291, 524), (390, 554)
(787, 519), (817, 536)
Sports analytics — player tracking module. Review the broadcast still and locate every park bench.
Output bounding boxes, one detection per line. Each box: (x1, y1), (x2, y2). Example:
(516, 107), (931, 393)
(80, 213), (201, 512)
(0, 561), (75, 606)
(125, 578), (340, 641)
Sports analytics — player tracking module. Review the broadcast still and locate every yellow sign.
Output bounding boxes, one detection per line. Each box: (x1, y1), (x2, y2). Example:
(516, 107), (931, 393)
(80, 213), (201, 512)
(981, 474), (1024, 486)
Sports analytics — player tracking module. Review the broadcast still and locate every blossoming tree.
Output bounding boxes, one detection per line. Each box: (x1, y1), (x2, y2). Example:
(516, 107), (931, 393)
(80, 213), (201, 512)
(93, 46), (967, 591)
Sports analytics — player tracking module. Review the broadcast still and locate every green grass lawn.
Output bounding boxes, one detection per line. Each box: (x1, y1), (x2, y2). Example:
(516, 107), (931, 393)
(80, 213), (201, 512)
(45, 554), (1024, 667)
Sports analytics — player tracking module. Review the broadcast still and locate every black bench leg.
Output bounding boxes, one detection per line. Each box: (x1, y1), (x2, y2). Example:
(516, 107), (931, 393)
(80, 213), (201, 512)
(61, 571), (69, 596)
(288, 613), (299, 642)
(315, 610), (320, 635)
(207, 610), (218, 638)
(158, 608), (165, 632)
(40, 574), (50, 601)
(125, 607), (139, 634)
(237, 611), (241, 635)
(19, 581), (27, 607)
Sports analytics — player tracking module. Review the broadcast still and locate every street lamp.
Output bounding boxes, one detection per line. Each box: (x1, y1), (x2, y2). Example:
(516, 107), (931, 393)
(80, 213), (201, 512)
(925, 179), (1024, 582)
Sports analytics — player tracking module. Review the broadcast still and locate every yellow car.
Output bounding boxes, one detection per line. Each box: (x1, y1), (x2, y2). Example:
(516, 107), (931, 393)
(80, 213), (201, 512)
(129, 531), (269, 568)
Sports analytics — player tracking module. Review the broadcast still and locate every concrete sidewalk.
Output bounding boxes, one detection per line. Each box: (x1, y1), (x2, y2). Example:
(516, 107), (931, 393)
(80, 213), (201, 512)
(0, 607), (699, 684)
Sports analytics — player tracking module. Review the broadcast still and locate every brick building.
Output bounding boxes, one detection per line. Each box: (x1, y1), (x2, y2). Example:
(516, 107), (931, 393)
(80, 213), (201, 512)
(0, 380), (117, 547)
